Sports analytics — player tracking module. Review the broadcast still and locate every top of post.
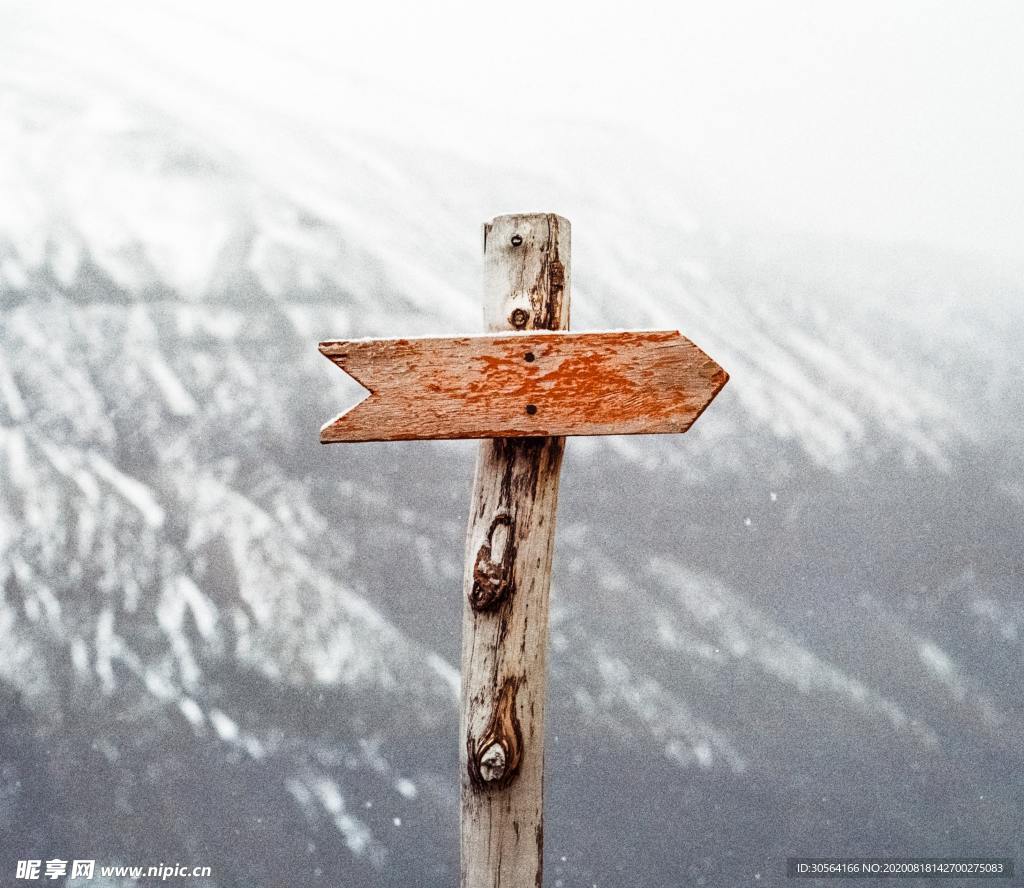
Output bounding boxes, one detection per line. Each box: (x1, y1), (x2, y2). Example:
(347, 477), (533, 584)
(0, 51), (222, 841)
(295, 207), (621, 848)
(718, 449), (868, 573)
(482, 213), (571, 333)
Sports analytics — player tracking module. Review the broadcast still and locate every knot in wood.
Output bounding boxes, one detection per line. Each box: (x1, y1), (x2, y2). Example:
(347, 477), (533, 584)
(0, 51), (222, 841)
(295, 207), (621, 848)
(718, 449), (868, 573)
(467, 677), (523, 791)
(478, 742), (507, 782)
(470, 513), (515, 611)
(509, 307), (530, 329)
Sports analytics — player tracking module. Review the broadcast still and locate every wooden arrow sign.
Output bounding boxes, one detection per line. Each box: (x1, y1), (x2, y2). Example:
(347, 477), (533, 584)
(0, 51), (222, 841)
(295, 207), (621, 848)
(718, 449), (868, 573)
(319, 329), (728, 442)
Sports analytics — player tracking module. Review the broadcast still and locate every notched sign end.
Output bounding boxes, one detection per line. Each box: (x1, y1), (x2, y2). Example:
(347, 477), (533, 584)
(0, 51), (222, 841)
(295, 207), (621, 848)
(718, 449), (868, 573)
(318, 340), (373, 443)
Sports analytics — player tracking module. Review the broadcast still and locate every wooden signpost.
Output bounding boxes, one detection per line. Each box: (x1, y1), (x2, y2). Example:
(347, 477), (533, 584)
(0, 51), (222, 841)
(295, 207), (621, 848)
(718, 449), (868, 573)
(318, 213), (728, 887)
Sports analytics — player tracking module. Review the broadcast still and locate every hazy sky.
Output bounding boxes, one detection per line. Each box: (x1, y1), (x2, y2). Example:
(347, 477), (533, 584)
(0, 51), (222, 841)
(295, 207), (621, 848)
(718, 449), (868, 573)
(350, 0), (1024, 263)
(9, 0), (1024, 263)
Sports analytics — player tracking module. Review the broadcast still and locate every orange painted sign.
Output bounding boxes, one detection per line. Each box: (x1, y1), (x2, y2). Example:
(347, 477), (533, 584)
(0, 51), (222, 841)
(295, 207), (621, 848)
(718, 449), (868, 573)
(319, 330), (728, 443)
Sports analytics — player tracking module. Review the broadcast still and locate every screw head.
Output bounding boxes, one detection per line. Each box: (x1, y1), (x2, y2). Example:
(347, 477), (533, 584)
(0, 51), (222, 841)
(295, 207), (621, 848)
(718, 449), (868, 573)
(510, 234), (523, 246)
(509, 308), (529, 329)
(525, 404), (537, 415)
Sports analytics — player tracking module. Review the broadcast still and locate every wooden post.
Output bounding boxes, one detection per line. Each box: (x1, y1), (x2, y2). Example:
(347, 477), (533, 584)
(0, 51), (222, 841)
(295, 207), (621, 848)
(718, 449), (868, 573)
(459, 213), (570, 888)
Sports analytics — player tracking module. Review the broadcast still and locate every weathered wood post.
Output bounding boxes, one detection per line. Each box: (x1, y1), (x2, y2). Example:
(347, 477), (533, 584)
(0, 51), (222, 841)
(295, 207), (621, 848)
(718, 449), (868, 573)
(317, 211), (729, 888)
(459, 213), (570, 887)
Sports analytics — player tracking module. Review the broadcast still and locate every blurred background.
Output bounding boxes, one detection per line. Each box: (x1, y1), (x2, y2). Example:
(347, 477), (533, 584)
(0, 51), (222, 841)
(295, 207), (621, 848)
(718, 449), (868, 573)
(1, 1), (1023, 885)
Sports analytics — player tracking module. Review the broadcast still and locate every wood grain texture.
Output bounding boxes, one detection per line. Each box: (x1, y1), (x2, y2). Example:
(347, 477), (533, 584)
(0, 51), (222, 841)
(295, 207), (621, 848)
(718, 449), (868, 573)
(460, 213), (569, 888)
(318, 330), (728, 442)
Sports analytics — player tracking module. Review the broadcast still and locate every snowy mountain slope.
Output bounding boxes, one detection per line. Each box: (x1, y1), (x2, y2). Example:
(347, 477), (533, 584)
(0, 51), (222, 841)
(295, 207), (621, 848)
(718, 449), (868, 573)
(4, 5), (1023, 473)
(1, 5), (1023, 887)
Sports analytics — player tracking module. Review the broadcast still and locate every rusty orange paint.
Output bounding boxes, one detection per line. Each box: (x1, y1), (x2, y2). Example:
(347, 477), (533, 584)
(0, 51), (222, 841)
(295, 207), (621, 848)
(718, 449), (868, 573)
(319, 330), (728, 443)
